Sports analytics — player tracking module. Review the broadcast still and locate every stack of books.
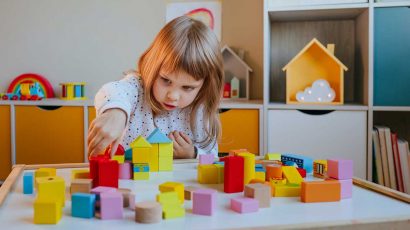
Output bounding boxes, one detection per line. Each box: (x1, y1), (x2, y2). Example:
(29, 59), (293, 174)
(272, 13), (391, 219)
(372, 126), (410, 194)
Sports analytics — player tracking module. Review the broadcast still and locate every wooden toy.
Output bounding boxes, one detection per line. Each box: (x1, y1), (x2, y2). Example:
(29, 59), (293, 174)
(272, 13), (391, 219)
(222, 45), (253, 100)
(244, 183), (271, 208)
(130, 136), (152, 164)
(125, 148), (133, 161)
(238, 152), (255, 184)
(327, 159), (353, 180)
(281, 153), (313, 173)
(230, 77), (240, 98)
(250, 178), (265, 184)
(230, 197), (259, 213)
(159, 182), (184, 204)
(255, 171), (266, 181)
(33, 198), (62, 224)
(223, 82), (231, 98)
(327, 178), (353, 199)
(296, 168), (307, 178)
(23, 172), (34, 194)
(199, 154), (214, 165)
(282, 166), (303, 185)
(301, 181), (341, 203)
(70, 178), (93, 194)
(112, 155), (125, 164)
(98, 159), (119, 188)
(99, 191), (123, 219)
(70, 169), (89, 180)
(118, 188), (131, 207)
(265, 153), (281, 161)
(4, 73), (54, 100)
(36, 176), (65, 207)
(197, 164), (219, 184)
(89, 154), (110, 188)
(128, 193), (136, 210)
(135, 201), (162, 223)
(118, 162), (132, 179)
(192, 189), (217, 216)
(147, 128), (173, 171)
(266, 164), (282, 181)
(260, 160), (282, 169)
(270, 178), (287, 185)
(133, 163), (149, 180)
(184, 186), (198, 200)
(215, 164), (225, 183)
(34, 168), (56, 187)
(156, 192), (185, 219)
(313, 160), (328, 178)
(271, 183), (301, 197)
(282, 38), (348, 104)
(71, 193), (96, 218)
(60, 82), (86, 100)
(221, 156), (244, 193)
(228, 149), (248, 156)
(90, 186), (116, 196)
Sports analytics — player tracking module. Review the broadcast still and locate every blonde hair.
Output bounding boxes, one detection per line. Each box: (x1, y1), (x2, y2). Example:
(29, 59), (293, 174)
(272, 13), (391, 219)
(138, 16), (224, 148)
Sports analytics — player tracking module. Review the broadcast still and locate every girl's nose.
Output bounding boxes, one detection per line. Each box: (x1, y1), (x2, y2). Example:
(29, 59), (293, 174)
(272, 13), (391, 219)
(167, 90), (179, 101)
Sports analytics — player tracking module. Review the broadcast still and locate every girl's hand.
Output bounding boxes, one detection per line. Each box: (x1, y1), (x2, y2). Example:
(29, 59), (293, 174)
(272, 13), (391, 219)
(88, 109), (127, 157)
(169, 131), (195, 159)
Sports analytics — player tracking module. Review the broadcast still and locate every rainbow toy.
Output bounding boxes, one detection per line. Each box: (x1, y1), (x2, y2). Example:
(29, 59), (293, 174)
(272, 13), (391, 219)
(2, 73), (54, 100)
(60, 82), (86, 100)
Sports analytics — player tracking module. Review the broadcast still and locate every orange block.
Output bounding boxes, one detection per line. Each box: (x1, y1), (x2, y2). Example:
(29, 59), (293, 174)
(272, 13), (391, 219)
(265, 164), (282, 181)
(301, 180), (341, 203)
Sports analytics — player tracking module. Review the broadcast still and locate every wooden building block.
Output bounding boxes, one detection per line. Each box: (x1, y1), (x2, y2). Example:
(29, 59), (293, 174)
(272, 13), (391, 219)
(282, 166), (303, 185)
(71, 193), (96, 218)
(130, 136), (152, 164)
(70, 169), (90, 180)
(128, 193), (136, 210)
(192, 189), (217, 216)
(162, 207), (185, 219)
(184, 186), (198, 200)
(159, 182), (184, 203)
(328, 178), (353, 199)
(70, 178), (93, 194)
(112, 155), (125, 164)
(266, 164), (282, 181)
(327, 159), (353, 180)
(297, 168), (307, 178)
(265, 153), (281, 161)
(133, 163), (149, 172)
(135, 201), (162, 223)
(230, 197), (259, 213)
(272, 184), (301, 197)
(156, 192), (184, 219)
(36, 176), (65, 207)
(118, 188), (131, 207)
(255, 171), (266, 181)
(228, 149), (248, 156)
(159, 156), (173, 171)
(215, 164), (224, 183)
(98, 159), (119, 188)
(118, 162), (132, 179)
(158, 143), (173, 157)
(301, 181), (341, 203)
(23, 172), (34, 194)
(156, 191), (180, 205)
(133, 172), (149, 180)
(238, 152), (255, 184)
(149, 144), (159, 172)
(34, 168), (56, 187)
(199, 154), (214, 165)
(33, 198), (62, 224)
(197, 165), (219, 184)
(281, 154), (313, 173)
(244, 183), (271, 208)
(99, 191), (123, 220)
(313, 160), (328, 178)
(221, 156), (244, 193)
(250, 178), (265, 184)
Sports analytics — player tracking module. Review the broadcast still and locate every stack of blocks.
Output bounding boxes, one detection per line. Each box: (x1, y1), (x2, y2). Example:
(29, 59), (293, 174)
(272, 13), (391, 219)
(91, 186), (123, 219)
(197, 156), (224, 184)
(328, 158), (353, 199)
(89, 154), (119, 188)
(271, 166), (303, 197)
(133, 163), (149, 180)
(156, 192), (185, 219)
(255, 164), (266, 181)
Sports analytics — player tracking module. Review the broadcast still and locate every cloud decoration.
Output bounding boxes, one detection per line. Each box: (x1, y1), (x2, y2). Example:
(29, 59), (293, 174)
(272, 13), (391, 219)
(296, 79), (335, 103)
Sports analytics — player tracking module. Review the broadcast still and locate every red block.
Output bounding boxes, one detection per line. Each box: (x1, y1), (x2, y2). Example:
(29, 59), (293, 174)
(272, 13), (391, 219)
(221, 156), (244, 193)
(105, 144), (125, 156)
(297, 168), (306, 178)
(98, 159), (119, 188)
(89, 154), (109, 188)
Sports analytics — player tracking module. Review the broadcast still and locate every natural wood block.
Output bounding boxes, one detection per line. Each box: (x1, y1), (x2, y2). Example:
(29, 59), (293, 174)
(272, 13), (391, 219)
(135, 201), (162, 223)
(70, 179), (93, 194)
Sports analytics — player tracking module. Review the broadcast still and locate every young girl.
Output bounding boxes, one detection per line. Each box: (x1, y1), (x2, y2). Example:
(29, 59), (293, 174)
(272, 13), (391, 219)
(88, 16), (224, 159)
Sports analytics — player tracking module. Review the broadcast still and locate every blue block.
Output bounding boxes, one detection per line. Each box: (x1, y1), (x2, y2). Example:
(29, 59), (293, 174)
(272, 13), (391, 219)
(23, 172), (34, 194)
(74, 85), (82, 97)
(133, 164), (149, 172)
(147, 128), (172, 144)
(255, 164), (265, 172)
(72, 193), (96, 218)
(125, 148), (132, 161)
(213, 161), (224, 165)
(281, 153), (313, 173)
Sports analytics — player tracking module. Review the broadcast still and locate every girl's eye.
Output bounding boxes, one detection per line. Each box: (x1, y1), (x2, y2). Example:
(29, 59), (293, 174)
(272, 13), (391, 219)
(183, 86), (195, 91)
(161, 77), (171, 84)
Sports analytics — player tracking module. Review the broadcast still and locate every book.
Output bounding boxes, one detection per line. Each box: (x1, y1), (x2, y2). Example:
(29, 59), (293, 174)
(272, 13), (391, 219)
(372, 129), (384, 186)
(398, 138), (410, 194)
(384, 127), (397, 190)
(374, 126), (390, 188)
(391, 132), (404, 192)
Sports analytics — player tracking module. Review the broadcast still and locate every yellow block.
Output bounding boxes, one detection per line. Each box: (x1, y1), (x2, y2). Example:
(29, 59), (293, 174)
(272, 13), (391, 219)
(238, 152), (255, 184)
(70, 169), (89, 180)
(159, 156), (173, 171)
(159, 182), (184, 204)
(272, 184), (301, 197)
(35, 168), (57, 188)
(133, 172), (149, 180)
(149, 145), (159, 171)
(159, 143), (173, 157)
(265, 153), (281, 161)
(197, 165), (219, 184)
(270, 178), (287, 185)
(156, 192), (180, 204)
(163, 206), (185, 219)
(112, 155), (125, 164)
(36, 176), (65, 207)
(132, 147), (151, 164)
(282, 166), (303, 185)
(33, 198), (62, 224)
(215, 164), (224, 183)
(255, 171), (265, 181)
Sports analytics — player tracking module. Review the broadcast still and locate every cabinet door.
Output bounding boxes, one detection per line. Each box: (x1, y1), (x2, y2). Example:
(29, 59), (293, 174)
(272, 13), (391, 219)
(15, 106), (84, 164)
(219, 109), (259, 154)
(0, 106), (11, 180)
(374, 7), (410, 106)
(88, 106), (96, 127)
(268, 110), (366, 178)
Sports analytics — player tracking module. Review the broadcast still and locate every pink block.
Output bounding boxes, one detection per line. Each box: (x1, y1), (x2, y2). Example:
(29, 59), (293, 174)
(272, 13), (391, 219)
(230, 197), (259, 213)
(192, 189), (217, 216)
(328, 159), (353, 180)
(128, 193), (136, 210)
(91, 186), (116, 196)
(119, 162), (132, 179)
(100, 191), (123, 219)
(339, 179), (353, 199)
(199, 154), (214, 165)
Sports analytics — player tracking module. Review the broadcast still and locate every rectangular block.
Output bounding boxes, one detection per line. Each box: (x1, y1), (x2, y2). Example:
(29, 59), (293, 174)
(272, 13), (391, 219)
(112, 155), (125, 164)
(36, 176), (65, 207)
(133, 172), (149, 180)
(71, 169), (90, 180)
(71, 193), (96, 218)
(70, 179), (93, 194)
(328, 159), (353, 180)
(272, 184), (300, 197)
(184, 186), (198, 200)
(33, 198), (62, 224)
(99, 191), (123, 220)
(98, 159), (119, 188)
(119, 162), (132, 179)
(158, 143), (173, 157)
(23, 172), (34, 194)
(199, 154), (214, 165)
(133, 163), (149, 172)
(230, 197), (259, 213)
(281, 154), (313, 173)
(222, 156), (244, 193)
(192, 189), (217, 216)
(198, 165), (219, 184)
(159, 182), (184, 204)
(301, 181), (341, 203)
(282, 166), (303, 185)
(339, 179), (353, 199)
(159, 156), (173, 171)
(244, 184), (271, 208)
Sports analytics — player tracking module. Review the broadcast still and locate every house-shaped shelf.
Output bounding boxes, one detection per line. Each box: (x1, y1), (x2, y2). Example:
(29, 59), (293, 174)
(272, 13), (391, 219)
(222, 45), (252, 100)
(282, 38), (348, 105)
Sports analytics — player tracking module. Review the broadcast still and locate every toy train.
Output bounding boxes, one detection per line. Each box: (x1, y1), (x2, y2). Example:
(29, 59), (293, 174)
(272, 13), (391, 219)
(0, 82), (44, 100)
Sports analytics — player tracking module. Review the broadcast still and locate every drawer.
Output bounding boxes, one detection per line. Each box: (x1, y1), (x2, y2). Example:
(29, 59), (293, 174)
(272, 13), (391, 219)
(219, 109), (259, 154)
(15, 106), (84, 164)
(268, 109), (366, 178)
(0, 105), (11, 180)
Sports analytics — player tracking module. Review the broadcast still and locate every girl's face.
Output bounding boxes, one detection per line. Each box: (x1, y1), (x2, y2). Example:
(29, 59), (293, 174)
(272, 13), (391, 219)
(153, 69), (204, 111)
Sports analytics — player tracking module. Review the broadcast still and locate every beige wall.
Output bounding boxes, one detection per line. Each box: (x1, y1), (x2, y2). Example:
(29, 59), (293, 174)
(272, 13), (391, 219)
(0, 0), (263, 100)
